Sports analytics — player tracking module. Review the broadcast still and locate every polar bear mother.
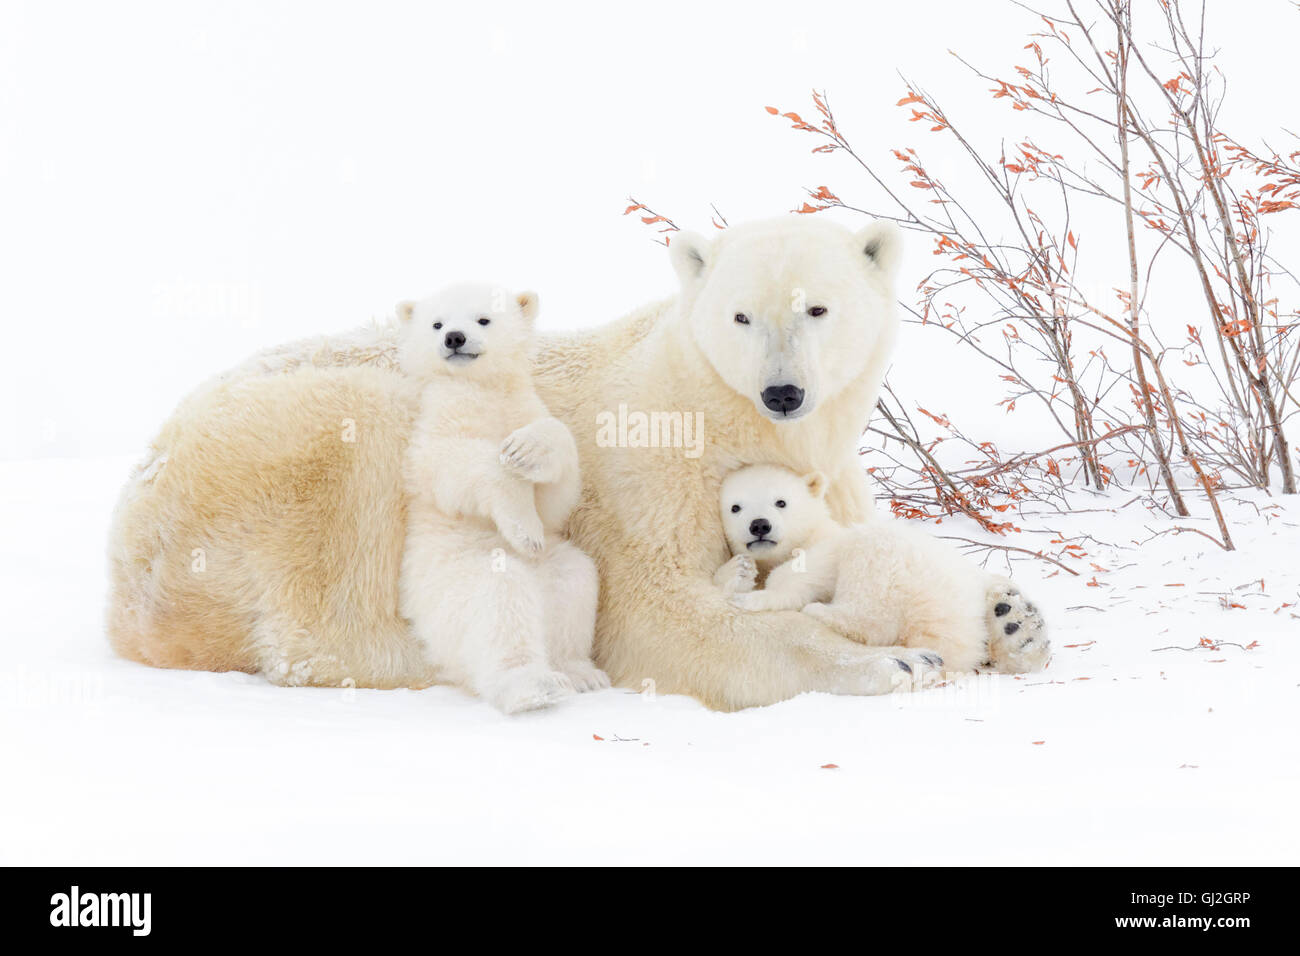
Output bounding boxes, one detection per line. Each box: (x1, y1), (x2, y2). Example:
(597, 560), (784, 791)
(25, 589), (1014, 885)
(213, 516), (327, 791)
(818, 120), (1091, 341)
(107, 216), (1047, 711)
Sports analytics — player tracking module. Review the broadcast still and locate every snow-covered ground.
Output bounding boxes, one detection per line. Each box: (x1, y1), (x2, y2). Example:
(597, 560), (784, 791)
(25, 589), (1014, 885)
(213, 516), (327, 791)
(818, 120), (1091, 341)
(1, 455), (1296, 865)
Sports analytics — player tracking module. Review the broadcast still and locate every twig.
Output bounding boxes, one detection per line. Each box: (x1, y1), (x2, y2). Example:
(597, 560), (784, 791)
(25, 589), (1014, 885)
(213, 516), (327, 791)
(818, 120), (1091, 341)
(936, 535), (1081, 575)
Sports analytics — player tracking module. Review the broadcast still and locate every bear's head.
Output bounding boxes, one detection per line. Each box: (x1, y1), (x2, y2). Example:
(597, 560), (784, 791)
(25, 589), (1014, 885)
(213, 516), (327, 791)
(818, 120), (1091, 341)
(719, 463), (831, 568)
(397, 282), (539, 381)
(670, 216), (901, 422)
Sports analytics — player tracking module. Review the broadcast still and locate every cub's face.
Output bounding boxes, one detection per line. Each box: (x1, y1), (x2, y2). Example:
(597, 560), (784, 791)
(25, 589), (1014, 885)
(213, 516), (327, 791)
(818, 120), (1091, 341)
(397, 282), (539, 380)
(719, 464), (829, 567)
(670, 217), (901, 422)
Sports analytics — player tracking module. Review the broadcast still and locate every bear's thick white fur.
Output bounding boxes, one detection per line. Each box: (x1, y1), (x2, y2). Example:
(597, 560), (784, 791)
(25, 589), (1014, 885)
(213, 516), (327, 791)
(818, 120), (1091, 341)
(107, 215), (1037, 710)
(106, 362), (431, 688)
(715, 464), (1048, 673)
(396, 283), (606, 713)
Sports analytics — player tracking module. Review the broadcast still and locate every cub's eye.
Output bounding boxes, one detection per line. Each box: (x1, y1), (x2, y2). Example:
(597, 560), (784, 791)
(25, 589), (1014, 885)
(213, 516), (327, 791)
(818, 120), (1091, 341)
(775, 500), (787, 508)
(730, 504), (742, 513)
(432, 321), (443, 330)
(477, 317), (491, 326)
(734, 313), (750, 325)
(808, 306), (827, 317)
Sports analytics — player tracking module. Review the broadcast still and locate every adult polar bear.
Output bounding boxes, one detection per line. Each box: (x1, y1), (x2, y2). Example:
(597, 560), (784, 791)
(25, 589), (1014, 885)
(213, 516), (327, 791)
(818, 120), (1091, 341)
(107, 216), (1047, 710)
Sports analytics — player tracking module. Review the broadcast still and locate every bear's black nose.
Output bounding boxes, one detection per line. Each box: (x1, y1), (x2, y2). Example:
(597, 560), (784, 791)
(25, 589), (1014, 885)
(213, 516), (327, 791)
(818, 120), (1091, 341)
(749, 518), (771, 537)
(444, 330), (467, 350)
(761, 384), (805, 415)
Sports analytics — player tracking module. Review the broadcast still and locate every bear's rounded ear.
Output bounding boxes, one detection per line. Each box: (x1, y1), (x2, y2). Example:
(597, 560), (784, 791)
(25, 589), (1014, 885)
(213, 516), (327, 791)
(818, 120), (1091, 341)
(516, 291), (540, 324)
(804, 471), (828, 499)
(669, 231), (712, 286)
(397, 301), (416, 323)
(855, 219), (903, 278)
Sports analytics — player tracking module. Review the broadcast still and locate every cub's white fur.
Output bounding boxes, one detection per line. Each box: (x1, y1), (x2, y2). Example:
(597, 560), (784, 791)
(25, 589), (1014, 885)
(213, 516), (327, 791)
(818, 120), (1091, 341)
(398, 283), (608, 712)
(716, 464), (1050, 674)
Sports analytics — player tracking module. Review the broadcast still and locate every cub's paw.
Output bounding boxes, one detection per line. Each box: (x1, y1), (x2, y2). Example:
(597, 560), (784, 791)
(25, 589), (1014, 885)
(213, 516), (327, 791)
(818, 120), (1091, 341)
(558, 659), (611, 694)
(500, 424), (562, 483)
(484, 665), (575, 715)
(984, 579), (1050, 673)
(496, 510), (546, 558)
(719, 554), (758, 596)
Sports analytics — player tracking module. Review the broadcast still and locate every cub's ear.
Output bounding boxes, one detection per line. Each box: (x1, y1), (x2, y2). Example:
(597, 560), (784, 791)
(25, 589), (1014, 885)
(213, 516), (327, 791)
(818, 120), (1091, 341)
(804, 471), (828, 499)
(856, 219), (903, 278)
(397, 300), (416, 323)
(669, 231), (712, 286)
(516, 291), (540, 323)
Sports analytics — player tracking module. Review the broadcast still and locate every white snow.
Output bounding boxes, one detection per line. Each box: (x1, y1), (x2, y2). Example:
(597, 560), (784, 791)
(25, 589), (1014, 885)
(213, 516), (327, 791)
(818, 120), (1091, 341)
(2, 455), (1296, 865)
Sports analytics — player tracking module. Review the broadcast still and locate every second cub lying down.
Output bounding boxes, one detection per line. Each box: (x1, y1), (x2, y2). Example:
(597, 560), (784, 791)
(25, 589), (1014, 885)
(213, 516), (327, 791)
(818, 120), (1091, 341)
(715, 464), (1050, 674)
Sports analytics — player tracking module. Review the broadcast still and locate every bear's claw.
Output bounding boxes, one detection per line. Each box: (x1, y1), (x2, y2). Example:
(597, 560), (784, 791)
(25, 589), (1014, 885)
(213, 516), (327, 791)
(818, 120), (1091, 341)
(500, 423), (562, 483)
(720, 554), (758, 596)
(884, 647), (944, 691)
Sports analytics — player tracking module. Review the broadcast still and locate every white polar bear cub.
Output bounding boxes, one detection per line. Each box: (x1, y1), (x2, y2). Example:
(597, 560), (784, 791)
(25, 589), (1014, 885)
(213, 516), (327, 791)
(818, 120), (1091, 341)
(398, 282), (609, 713)
(715, 464), (1049, 674)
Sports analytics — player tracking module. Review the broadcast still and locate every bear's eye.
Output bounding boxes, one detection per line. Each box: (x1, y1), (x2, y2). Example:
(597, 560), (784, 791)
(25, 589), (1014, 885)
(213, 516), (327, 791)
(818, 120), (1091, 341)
(734, 313), (750, 325)
(808, 306), (827, 317)
(730, 504), (741, 513)
(477, 317), (491, 326)
(433, 321), (443, 330)
(775, 499), (787, 508)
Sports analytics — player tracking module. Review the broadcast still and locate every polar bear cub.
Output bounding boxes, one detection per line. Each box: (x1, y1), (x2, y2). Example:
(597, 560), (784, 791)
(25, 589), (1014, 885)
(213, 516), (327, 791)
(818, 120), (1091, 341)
(397, 282), (609, 713)
(715, 464), (1049, 674)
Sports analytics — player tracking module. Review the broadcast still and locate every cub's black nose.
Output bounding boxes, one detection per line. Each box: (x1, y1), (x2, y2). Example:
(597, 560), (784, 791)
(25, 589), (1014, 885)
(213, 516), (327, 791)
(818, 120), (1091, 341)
(444, 330), (466, 350)
(761, 384), (805, 415)
(749, 518), (771, 537)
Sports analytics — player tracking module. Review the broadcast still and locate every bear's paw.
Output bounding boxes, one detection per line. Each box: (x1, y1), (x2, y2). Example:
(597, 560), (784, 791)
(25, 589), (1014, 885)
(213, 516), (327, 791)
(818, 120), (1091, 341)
(484, 665), (575, 714)
(984, 579), (1050, 673)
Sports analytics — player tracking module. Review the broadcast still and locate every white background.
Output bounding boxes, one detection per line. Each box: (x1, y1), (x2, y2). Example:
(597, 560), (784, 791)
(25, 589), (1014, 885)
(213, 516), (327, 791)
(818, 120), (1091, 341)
(3, 0), (1295, 459)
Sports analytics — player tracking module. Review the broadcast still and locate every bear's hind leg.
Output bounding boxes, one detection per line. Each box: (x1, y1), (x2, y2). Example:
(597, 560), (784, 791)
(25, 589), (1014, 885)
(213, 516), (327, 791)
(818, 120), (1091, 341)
(536, 541), (609, 693)
(252, 615), (431, 689)
(439, 548), (576, 713)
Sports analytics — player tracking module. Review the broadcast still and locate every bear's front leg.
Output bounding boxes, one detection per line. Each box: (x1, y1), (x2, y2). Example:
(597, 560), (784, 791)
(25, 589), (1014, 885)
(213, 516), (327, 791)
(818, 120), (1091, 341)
(599, 573), (945, 710)
(489, 478), (546, 558)
(418, 435), (548, 553)
(730, 587), (806, 613)
(500, 417), (577, 485)
(501, 417), (582, 531)
(730, 556), (832, 612)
